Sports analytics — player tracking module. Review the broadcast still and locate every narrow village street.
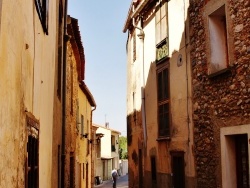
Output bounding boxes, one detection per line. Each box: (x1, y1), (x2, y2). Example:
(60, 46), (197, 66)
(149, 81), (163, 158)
(95, 175), (128, 188)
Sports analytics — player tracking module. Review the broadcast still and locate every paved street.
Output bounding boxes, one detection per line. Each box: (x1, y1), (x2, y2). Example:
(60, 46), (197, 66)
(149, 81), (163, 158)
(94, 175), (128, 188)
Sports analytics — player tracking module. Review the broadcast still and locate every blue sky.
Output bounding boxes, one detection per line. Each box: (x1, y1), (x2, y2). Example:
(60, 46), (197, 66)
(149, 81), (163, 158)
(68, 1), (131, 136)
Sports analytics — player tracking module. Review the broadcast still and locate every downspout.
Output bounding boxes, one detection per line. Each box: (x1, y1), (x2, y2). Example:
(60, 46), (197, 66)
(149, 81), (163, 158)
(183, 0), (190, 144)
(132, 16), (147, 147)
(90, 106), (96, 188)
(61, 0), (69, 187)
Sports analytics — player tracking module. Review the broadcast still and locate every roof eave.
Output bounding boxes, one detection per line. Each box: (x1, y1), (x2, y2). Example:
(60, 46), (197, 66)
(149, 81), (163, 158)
(123, 0), (151, 33)
(79, 81), (96, 107)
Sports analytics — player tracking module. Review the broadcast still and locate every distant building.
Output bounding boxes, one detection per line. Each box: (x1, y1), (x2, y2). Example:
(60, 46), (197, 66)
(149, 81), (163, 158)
(93, 124), (121, 182)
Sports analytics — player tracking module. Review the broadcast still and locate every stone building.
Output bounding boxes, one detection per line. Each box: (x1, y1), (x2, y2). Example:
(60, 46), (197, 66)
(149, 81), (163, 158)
(189, 0), (250, 187)
(123, 0), (195, 187)
(0, 0), (67, 187)
(66, 16), (96, 188)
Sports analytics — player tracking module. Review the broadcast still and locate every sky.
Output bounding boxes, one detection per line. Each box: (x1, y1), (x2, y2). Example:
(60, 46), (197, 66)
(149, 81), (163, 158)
(68, 1), (131, 136)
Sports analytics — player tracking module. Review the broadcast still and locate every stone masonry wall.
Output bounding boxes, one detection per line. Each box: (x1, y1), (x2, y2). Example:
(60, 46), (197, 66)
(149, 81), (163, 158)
(64, 42), (79, 188)
(189, 0), (250, 187)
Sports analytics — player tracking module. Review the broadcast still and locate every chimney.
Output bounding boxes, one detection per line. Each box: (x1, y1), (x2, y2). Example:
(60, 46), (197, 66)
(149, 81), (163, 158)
(105, 122), (109, 128)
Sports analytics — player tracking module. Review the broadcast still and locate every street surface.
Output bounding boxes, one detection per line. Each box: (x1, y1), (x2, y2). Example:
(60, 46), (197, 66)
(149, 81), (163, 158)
(94, 174), (128, 188)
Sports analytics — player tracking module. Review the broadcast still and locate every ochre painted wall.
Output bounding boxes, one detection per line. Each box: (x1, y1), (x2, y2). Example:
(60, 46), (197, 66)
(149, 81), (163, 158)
(0, 0), (59, 187)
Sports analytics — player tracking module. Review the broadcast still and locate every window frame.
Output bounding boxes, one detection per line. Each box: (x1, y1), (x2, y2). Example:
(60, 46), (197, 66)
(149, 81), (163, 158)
(203, 1), (234, 77)
(155, 0), (169, 64)
(34, 0), (49, 35)
(156, 61), (171, 139)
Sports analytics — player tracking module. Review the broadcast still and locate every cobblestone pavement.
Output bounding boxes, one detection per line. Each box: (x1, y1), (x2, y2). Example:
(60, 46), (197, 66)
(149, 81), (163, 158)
(94, 174), (128, 188)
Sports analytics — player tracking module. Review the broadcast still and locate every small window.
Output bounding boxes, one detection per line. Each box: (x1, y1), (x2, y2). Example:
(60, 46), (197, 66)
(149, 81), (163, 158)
(70, 153), (75, 187)
(81, 115), (84, 136)
(83, 163), (85, 179)
(26, 115), (39, 188)
(133, 32), (136, 62)
(151, 157), (157, 181)
(70, 64), (73, 114)
(97, 141), (101, 158)
(155, 0), (168, 44)
(208, 5), (228, 75)
(157, 62), (170, 138)
(111, 135), (116, 152)
(34, 0), (49, 34)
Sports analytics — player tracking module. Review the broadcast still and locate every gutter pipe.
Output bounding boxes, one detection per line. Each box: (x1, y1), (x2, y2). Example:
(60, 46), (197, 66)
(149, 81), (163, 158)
(61, 0), (69, 187)
(90, 105), (96, 188)
(132, 15), (147, 147)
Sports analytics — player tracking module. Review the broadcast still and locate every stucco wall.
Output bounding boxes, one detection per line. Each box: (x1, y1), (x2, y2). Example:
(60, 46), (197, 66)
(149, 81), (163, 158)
(126, 0), (195, 187)
(0, 0), (58, 187)
(77, 85), (93, 188)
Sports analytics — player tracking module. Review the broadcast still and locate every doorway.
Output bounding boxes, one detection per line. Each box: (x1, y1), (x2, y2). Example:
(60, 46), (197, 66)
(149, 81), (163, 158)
(171, 152), (185, 188)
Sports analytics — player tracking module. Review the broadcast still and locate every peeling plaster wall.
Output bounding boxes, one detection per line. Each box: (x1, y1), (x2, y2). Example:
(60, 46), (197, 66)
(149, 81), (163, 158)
(126, 0), (195, 187)
(0, 0), (58, 187)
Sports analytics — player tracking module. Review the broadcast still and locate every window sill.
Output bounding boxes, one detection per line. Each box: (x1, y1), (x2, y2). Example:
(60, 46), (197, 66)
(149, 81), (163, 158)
(208, 67), (231, 78)
(156, 137), (171, 141)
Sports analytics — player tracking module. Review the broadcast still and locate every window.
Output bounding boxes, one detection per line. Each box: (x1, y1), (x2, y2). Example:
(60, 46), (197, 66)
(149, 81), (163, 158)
(207, 4), (228, 75)
(70, 153), (75, 187)
(111, 135), (116, 152)
(157, 62), (170, 138)
(26, 115), (39, 188)
(81, 115), (84, 136)
(235, 134), (249, 188)
(133, 32), (136, 62)
(151, 157), (157, 181)
(34, 0), (49, 34)
(96, 141), (101, 158)
(133, 92), (136, 122)
(70, 64), (73, 114)
(155, 0), (169, 63)
(83, 163), (85, 179)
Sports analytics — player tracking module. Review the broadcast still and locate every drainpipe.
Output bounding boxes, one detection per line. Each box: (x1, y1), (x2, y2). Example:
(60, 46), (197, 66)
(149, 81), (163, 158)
(61, 0), (69, 187)
(133, 16), (147, 147)
(183, 0), (190, 144)
(90, 106), (96, 188)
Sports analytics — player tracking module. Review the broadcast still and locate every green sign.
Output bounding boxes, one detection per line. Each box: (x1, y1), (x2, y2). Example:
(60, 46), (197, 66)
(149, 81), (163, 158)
(156, 38), (169, 62)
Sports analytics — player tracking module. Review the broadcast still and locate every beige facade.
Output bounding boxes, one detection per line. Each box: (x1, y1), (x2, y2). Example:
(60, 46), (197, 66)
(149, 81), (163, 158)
(123, 0), (194, 187)
(93, 124), (120, 183)
(76, 82), (96, 188)
(0, 0), (66, 187)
